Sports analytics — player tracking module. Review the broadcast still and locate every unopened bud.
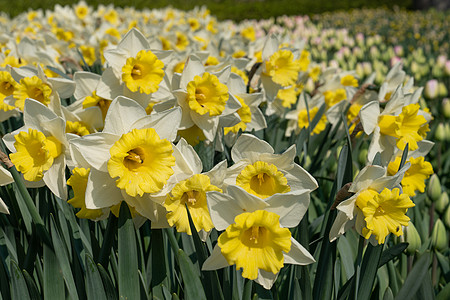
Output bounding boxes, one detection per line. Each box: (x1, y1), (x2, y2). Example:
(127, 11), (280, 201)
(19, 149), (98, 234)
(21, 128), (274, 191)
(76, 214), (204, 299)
(442, 98), (450, 118)
(438, 82), (448, 98)
(427, 174), (442, 202)
(445, 123), (450, 141)
(435, 123), (446, 141)
(358, 148), (368, 165)
(436, 192), (449, 214)
(444, 205), (450, 229)
(431, 219), (448, 251)
(424, 79), (439, 99)
(405, 222), (421, 255)
(445, 61), (450, 76)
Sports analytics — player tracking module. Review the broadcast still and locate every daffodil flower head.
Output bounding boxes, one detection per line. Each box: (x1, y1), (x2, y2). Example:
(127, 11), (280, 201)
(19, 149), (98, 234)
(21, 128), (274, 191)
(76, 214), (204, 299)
(324, 88), (347, 108)
(13, 76), (52, 110)
(387, 156), (433, 197)
(224, 95), (251, 135)
(218, 210), (291, 280)
(378, 103), (427, 151)
(357, 187), (414, 244)
(186, 72), (229, 116)
(264, 49), (301, 87)
(10, 128), (62, 182)
(236, 161), (290, 199)
(164, 174), (221, 235)
(122, 49), (165, 94)
(107, 128), (175, 197)
(67, 168), (103, 219)
(340, 74), (359, 87)
(178, 125), (206, 146)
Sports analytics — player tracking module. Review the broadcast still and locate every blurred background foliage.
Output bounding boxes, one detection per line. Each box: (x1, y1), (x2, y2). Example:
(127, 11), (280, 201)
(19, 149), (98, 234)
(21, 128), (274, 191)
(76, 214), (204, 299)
(0, 0), (415, 21)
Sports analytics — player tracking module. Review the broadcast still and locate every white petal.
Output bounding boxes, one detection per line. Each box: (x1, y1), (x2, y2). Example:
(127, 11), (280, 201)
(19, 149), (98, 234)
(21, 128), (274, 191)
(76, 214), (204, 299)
(43, 155), (67, 200)
(359, 101), (380, 135)
(103, 96), (147, 135)
(130, 107), (181, 141)
(284, 237), (315, 265)
(410, 140), (434, 158)
(336, 195), (357, 220)
(180, 55), (204, 90)
(255, 270), (278, 290)
(262, 35), (279, 60)
(69, 133), (118, 172)
(260, 145), (296, 170)
(231, 133), (274, 163)
(227, 73), (246, 94)
(350, 165), (386, 193)
(190, 112), (218, 142)
(260, 73), (281, 102)
(202, 244), (230, 271)
(117, 28), (149, 57)
(222, 93), (241, 116)
(47, 77), (75, 99)
(265, 189), (310, 228)
(174, 138), (202, 175)
(24, 98), (58, 132)
(284, 164), (318, 191)
(96, 67), (122, 100)
(329, 211), (350, 242)
(73, 71), (100, 99)
(0, 167), (13, 186)
(204, 160), (227, 188)
(0, 198), (9, 214)
(85, 169), (122, 209)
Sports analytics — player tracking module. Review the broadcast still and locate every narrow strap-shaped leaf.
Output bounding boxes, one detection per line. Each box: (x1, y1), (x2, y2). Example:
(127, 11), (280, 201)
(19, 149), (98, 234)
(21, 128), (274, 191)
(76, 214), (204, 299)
(50, 214), (79, 300)
(436, 282), (450, 300)
(242, 279), (253, 300)
(378, 243), (408, 268)
(10, 260), (31, 300)
(395, 253), (431, 300)
(97, 263), (118, 300)
(357, 243), (384, 300)
(117, 202), (139, 300)
(185, 204), (224, 300)
(151, 229), (166, 287)
(43, 243), (64, 299)
(178, 248), (207, 299)
(22, 269), (40, 300)
(85, 254), (107, 300)
(98, 214), (117, 268)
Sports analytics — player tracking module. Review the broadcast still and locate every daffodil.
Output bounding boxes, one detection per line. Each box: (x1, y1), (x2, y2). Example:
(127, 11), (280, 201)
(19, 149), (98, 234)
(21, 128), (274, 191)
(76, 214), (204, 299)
(330, 163), (411, 245)
(203, 184), (315, 289)
(170, 54), (241, 142)
(3, 99), (70, 200)
(225, 133), (318, 197)
(0, 166), (14, 214)
(69, 96), (182, 220)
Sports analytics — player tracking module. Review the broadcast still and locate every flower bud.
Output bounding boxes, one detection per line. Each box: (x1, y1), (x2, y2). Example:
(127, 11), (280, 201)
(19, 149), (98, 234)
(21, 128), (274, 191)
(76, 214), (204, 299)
(427, 174), (442, 202)
(445, 123), (450, 141)
(424, 79), (439, 99)
(439, 82), (448, 98)
(442, 98), (450, 118)
(444, 205), (450, 229)
(358, 148), (368, 165)
(431, 219), (447, 251)
(436, 192), (449, 214)
(405, 222), (421, 255)
(435, 123), (446, 141)
(304, 78), (315, 94)
(445, 61), (450, 76)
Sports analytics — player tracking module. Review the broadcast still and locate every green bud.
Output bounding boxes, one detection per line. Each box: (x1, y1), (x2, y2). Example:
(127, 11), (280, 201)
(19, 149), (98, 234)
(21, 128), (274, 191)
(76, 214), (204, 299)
(435, 123), (446, 141)
(405, 222), (421, 255)
(444, 205), (450, 229)
(431, 219), (448, 251)
(442, 98), (450, 118)
(445, 123), (450, 141)
(358, 148), (368, 165)
(436, 192), (449, 214)
(439, 82), (448, 97)
(427, 174), (442, 202)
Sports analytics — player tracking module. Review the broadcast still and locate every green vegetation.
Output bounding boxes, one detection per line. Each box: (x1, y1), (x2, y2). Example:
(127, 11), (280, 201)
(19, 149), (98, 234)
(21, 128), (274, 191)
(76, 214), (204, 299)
(0, 0), (413, 21)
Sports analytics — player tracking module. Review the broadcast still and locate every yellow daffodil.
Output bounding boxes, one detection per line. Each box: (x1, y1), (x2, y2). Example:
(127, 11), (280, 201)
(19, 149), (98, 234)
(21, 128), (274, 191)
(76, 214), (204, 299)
(67, 168), (103, 219)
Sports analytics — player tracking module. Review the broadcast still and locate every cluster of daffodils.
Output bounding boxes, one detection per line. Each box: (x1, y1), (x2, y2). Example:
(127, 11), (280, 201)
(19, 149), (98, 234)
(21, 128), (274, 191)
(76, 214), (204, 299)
(0, 2), (439, 289)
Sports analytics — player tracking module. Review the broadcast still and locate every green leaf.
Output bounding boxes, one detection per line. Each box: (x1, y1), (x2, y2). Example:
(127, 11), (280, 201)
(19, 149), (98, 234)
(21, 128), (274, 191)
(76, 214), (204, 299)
(118, 202), (139, 300)
(98, 214), (117, 268)
(357, 243), (383, 300)
(243, 279), (253, 300)
(378, 243), (408, 268)
(50, 214), (79, 300)
(337, 235), (355, 280)
(383, 287), (394, 300)
(151, 229), (166, 287)
(22, 269), (40, 300)
(177, 249), (207, 299)
(10, 260), (31, 300)
(85, 254), (107, 300)
(436, 282), (450, 300)
(395, 252), (431, 300)
(43, 244), (64, 299)
(97, 263), (118, 300)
